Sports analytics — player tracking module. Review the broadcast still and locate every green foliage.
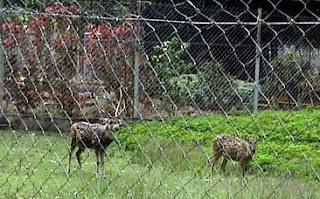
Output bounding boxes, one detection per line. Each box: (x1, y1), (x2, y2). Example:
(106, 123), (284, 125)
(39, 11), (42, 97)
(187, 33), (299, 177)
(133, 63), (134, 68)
(152, 37), (192, 77)
(151, 37), (195, 106)
(168, 74), (199, 105)
(119, 109), (320, 179)
(151, 40), (256, 112)
(6, 0), (130, 17)
(195, 62), (232, 110)
(195, 62), (255, 111)
(262, 50), (314, 101)
(234, 79), (255, 102)
(4, 9), (30, 23)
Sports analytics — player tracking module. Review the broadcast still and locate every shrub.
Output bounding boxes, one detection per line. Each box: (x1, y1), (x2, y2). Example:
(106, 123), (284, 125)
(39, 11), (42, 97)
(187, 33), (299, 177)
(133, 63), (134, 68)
(195, 62), (237, 111)
(151, 37), (195, 108)
(262, 50), (315, 105)
(2, 3), (145, 117)
(167, 74), (199, 106)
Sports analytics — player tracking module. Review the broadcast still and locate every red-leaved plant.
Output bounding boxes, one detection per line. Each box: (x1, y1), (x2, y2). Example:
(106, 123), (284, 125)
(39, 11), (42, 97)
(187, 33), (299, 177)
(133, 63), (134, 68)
(2, 3), (147, 117)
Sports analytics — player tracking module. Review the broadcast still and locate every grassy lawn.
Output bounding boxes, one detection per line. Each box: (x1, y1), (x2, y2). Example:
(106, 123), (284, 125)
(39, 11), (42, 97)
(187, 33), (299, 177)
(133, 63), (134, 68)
(0, 130), (319, 199)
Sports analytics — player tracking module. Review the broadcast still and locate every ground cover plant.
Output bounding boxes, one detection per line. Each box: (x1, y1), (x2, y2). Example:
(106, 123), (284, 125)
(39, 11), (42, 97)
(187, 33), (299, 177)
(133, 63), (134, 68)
(0, 109), (320, 198)
(119, 108), (320, 180)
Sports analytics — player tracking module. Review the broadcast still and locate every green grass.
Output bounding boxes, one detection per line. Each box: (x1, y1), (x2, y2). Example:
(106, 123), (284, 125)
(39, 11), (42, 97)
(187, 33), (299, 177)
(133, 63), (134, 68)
(119, 109), (320, 179)
(0, 130), (319, 198)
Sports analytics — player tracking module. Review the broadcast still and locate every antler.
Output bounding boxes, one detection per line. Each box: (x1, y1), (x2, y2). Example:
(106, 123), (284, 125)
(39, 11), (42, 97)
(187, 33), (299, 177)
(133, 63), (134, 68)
(114, 87), (126, 117)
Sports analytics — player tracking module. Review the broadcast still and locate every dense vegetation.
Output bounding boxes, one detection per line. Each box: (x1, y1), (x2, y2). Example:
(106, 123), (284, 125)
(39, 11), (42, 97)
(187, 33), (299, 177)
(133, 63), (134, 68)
(118, 109), (320, 180)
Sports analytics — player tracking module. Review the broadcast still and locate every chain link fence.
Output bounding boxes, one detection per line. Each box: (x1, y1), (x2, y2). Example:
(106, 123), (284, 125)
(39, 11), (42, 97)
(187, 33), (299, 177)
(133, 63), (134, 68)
(0, 0), (320, 198)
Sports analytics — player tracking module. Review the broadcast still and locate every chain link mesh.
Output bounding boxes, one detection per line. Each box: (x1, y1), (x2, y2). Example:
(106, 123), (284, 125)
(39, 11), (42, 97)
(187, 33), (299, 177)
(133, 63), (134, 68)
(0, 0), (320, 198)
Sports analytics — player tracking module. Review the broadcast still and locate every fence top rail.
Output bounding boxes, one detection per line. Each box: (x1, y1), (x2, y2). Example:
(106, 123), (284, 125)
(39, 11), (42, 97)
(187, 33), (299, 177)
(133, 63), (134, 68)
(2, 9), (320, 26)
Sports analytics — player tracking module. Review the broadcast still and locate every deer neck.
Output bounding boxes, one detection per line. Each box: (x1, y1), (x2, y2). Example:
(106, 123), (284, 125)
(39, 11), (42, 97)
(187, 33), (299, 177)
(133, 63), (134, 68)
(103, 123), (111, 131)
(101, 123), (116, 140)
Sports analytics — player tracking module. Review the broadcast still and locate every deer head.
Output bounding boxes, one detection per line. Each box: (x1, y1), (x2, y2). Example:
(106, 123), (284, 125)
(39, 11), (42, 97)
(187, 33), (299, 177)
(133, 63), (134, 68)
(100, 87), (126, 131)
(247, 136), (263, 154)
(101, 117), (124, 131)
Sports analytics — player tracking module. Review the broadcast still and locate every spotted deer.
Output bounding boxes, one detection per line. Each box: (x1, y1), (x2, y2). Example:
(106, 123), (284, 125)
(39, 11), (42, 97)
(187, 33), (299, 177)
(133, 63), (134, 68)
(67, 88), (125, 178)
(211, 134), (262, 180)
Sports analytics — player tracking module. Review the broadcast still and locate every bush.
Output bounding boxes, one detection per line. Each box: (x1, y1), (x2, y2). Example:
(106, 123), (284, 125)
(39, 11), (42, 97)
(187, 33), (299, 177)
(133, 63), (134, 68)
(168, 74), (199, 106)
(262, 50), (315, 104)
(194, 62), (232, 111)
(151, 37), (195, 108)
(196, 62), (255, 111)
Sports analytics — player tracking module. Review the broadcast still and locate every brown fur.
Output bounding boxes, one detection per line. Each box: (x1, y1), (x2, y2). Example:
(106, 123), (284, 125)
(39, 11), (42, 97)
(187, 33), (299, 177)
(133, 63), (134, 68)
(67, 118), (123, 178)
(211, 134), (261, 179)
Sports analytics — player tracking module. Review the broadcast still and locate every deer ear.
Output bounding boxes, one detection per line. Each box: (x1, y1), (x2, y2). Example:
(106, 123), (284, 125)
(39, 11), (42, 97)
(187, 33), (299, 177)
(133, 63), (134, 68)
(251, 136), (262, 143)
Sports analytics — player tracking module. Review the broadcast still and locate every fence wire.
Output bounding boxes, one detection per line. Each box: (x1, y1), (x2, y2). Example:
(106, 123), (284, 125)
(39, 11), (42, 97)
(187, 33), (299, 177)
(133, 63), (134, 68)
(0, 0), (320, 198)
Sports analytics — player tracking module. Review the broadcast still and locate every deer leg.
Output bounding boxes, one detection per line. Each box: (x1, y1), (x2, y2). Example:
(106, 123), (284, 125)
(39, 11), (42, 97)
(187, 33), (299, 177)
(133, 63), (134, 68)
(76, 147), (85, 172)
(211, 152), (222, 179)
(100, 151), (105, 177)
(95, 149), (101, 178)
(220, 157), (228, 173)
(98, 150), (105, 178)
(239, 160), (248, 184)
(67, 139), (77, 174)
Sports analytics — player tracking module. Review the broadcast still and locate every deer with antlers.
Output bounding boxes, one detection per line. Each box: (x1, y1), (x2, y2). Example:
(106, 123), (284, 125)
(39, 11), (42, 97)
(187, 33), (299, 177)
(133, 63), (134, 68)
(67, 87), (126, 178)
(211, 134), (262, 181)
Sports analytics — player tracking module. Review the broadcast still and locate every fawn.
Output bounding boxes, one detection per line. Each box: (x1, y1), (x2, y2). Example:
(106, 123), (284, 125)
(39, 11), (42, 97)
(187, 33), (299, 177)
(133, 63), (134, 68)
(67, 88), (125, 178)
(211, 134), (261, 180)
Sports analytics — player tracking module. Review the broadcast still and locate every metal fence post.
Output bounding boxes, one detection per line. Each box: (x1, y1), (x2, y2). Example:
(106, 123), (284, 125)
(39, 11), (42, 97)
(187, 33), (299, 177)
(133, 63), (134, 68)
(0, 0), (4, 114)
(254, 8), (262, 112)
(133, 0), (141, 119)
